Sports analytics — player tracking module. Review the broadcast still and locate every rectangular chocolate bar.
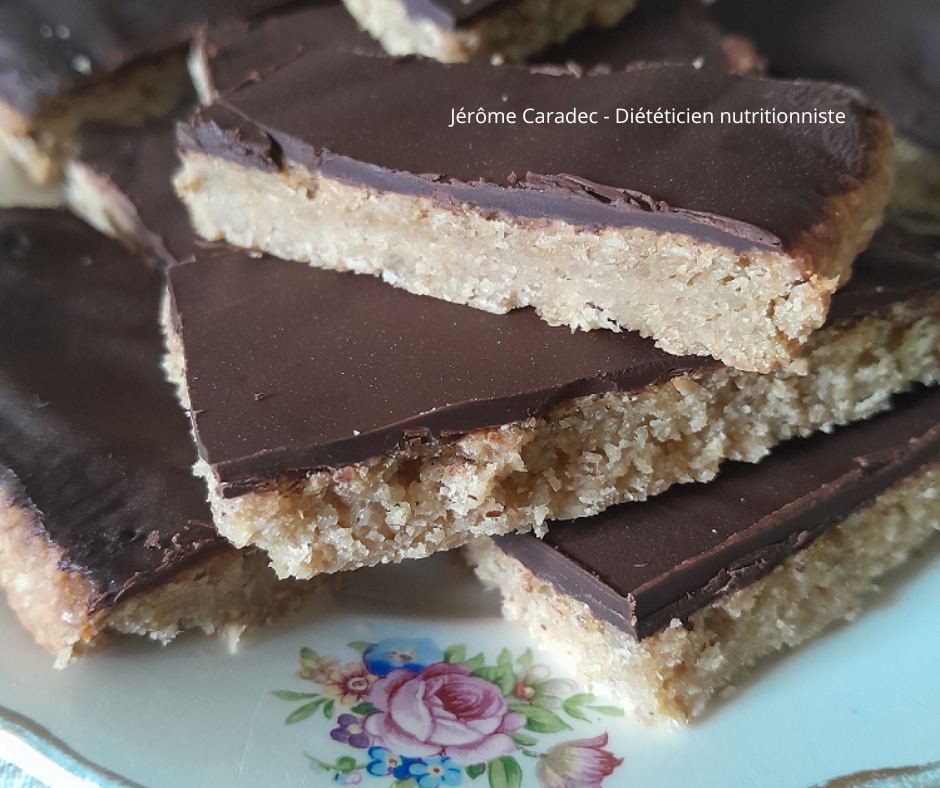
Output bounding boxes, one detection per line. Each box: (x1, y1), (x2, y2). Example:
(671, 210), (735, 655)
(175, 52), (893, 372)
(0, 0), (296, 183)
(0, 208), (320, 665)
(164, 223), (940, 579)
(468, 384), (940, 723)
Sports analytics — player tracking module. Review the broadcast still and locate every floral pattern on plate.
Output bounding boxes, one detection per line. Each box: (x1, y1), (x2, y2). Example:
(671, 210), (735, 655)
(274, 636), (625, 787)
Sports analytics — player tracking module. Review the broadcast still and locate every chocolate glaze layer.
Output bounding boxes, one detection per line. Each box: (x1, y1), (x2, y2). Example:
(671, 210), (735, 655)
(0, 0), (297, 117)
(710, 0), (940, 152)
(537, 0), (757, 74)
(197, 1), (380, 99)
(0, 208), (227, 611)
(167, 223), (940, 498)
(492, 384), (940, 639)
(180, 51), (886, 253)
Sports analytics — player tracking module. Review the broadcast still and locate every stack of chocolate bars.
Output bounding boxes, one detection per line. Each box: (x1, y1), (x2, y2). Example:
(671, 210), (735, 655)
(1, 0), (938, 727)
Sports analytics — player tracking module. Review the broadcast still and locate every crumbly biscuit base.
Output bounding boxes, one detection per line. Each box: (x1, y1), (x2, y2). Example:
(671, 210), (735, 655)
(0, 52), (190, 185)
(164, 286), (940, 579)
(466, 460), (940, 725)
(175, 146), (890, 372)
(0, 471), (323, 667)
(341, 0), (636, 63)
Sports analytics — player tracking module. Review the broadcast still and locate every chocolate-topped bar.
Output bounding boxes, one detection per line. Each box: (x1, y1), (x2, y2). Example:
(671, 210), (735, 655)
(0, 0), (296, 182)
(175, 53), (892, 373)
(711, 0), (940, 224)
(0, 208), (317, 665)
(189, 1), (381, 104)
(338, 0), (636, 62)
(469, 384), (940, 723)
(164, 222), (940, 579)
(536, 0), (761, 75)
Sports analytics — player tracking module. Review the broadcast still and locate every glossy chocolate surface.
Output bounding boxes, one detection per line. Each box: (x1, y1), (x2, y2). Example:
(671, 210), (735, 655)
(167, 224), (939, 497)
(0, 0), (296, 116)
(711, 0), (940, 151)
(181, 51), (885, 253)
(198, 1), (379, 99)
(537, 0), (755, 74)
(0, 208), (226, 610)
(493, 384), (940, 639)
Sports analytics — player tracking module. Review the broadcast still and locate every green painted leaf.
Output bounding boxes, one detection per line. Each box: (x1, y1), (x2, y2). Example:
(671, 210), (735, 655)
(444, 644), (466, 664)
(392, 780), (416, 788)
(322, 699), (335, 719)
(472, 664), (515, 696)
(587, 705), (625, 717)
(285, 700), (323, 725)
(347, 641), (371, 652)
(516, 705), (572, 734)
(487, 756), (523, 788)
(350, 702), (376, 715)
(561, 699), (589, 721)
(463, 652), (486, 672)
(565, 693), (595, 706)
(466, 763), (486, 780)
(509, 732), (538, 748)
(299, 647), (319, 661)
(336, 756), (357, 774)
(271, 690), (318, 701)
(497, 648), (513, 666)
(514, 649), (533, 670)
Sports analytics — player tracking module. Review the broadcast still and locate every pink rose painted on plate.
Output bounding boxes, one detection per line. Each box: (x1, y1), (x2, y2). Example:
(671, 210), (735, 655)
(274, 637), (625, 788)
(365, 662), (526, 765)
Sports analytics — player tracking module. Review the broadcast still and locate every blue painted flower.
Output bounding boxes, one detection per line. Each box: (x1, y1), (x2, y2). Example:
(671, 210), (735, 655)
(366, 746), (421, 779)
(330, 714), (371, 749)
(362, 637), (443, 677)
(409, 756), (462, 788)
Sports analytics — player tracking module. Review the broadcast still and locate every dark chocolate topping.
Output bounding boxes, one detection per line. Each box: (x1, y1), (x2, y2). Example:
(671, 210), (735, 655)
(537, 0), (754, 74)
(167, 223), (939, 497)
(493, 384), (940, 639)
(711, 0), (940, 151)
(184, 51), (886, 252)
(199, 1), (380, 99)
(0, 208), (227, 611)
(0, 0), (298, 117)
(78, 117), (197, 266)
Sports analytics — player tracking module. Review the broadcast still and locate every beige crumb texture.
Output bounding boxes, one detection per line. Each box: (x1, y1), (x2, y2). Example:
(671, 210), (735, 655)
(466, 460), (940, 725)
(0, 476), (322, 667)
(341, 0), (636, 63)
(0, 51), (190, 185)
(174, 136), (891, 373)
(164, 283), (940, 580)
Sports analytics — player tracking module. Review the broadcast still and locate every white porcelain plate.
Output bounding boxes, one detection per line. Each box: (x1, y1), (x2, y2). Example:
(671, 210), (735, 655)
(1, 539), (940, 788)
